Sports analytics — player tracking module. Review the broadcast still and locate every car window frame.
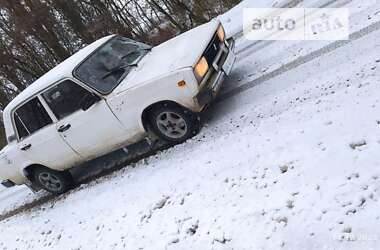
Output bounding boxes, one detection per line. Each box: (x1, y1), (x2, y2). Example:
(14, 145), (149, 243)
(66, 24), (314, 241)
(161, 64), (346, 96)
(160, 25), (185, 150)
(41, 78), (95, 120)
(72, 35), (149, 95)
(12, 95), (56, 142)
(11, 78), (101, 142)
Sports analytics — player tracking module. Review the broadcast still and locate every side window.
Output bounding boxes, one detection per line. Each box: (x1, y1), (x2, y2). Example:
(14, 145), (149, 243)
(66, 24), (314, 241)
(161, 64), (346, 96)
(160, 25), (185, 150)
(42, 80), (91, 119)
(14, 97), (53, 140)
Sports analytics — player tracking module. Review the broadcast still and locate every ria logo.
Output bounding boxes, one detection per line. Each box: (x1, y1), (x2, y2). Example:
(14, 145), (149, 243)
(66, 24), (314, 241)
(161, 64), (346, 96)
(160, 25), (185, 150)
(310, 13), (345, 35)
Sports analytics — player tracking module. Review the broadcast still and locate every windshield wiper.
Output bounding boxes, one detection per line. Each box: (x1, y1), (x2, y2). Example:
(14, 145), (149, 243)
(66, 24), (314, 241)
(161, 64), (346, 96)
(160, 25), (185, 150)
(101, 63), (137, 79)
(121, 47), (152, 60)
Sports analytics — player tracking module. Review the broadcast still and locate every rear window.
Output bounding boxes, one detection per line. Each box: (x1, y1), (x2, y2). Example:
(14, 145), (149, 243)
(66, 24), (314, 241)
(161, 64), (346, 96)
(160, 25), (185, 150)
(14, 97), (52, 140)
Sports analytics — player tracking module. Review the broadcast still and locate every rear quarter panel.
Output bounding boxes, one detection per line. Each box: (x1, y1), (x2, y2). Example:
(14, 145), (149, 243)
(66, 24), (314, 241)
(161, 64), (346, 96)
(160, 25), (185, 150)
(0, 145), (27, 185)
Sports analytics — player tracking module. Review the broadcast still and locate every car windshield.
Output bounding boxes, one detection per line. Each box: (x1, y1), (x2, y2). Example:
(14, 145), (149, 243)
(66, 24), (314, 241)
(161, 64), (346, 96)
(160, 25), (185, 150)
(74, 36), (151, 94)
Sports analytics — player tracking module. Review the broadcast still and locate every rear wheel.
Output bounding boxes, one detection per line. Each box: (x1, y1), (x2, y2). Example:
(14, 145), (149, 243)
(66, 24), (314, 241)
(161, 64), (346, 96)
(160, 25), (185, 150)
(149, 104), (200, 143)
(32, 167), (73, 194)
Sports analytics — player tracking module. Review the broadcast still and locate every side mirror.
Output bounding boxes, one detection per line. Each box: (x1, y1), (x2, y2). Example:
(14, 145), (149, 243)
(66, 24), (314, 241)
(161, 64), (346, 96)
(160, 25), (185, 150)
(80, 93), (101, 111)
(7, 134), (16, 143)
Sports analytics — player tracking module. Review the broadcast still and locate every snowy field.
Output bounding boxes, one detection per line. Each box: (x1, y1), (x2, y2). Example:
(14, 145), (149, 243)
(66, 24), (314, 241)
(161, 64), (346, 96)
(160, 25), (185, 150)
(1, 0), (380, 249)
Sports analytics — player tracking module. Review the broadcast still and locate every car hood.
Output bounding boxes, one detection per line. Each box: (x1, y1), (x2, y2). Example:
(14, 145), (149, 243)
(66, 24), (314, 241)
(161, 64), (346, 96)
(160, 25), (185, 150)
(112, 20), (220, 94)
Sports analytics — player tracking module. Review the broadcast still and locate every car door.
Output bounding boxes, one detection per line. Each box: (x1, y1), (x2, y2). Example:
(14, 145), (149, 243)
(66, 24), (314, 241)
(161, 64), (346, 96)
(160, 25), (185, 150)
(13, 97), (82, 169)
(41, 79), (128, 160)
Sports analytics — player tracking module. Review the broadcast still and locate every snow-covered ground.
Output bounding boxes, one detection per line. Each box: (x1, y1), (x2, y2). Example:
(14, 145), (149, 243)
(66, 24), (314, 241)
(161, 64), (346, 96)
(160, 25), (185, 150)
(1, 0), (380, 249)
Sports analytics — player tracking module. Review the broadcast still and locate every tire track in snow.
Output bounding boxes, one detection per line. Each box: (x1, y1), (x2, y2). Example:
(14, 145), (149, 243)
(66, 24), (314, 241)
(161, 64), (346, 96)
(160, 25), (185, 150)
(218, 19), (380, 101)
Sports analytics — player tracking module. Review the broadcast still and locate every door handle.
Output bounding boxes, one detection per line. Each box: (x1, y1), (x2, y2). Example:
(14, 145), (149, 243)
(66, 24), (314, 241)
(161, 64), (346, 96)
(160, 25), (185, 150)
(57, 124), (71, 133)
(20, 144), (32, 151)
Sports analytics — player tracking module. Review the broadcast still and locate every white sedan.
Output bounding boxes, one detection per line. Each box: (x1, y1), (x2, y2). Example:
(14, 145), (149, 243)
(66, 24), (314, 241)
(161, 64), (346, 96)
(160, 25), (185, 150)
(0, 20), (236, 194)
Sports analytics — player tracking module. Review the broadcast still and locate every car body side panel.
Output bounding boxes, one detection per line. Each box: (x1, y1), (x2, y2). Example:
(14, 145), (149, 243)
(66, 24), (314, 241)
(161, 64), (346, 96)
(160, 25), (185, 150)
(0, 145), (29, 185)
(106, 68), (201, 144)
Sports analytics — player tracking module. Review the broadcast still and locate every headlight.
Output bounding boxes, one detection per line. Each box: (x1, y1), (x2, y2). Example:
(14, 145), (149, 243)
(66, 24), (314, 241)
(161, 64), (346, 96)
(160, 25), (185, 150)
(194, 56), (209, 81)
(217, 25), (225, 41)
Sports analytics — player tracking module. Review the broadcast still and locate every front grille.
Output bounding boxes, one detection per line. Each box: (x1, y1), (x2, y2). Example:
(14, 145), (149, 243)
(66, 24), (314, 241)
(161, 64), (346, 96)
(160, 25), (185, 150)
(203, 34), (221, 65)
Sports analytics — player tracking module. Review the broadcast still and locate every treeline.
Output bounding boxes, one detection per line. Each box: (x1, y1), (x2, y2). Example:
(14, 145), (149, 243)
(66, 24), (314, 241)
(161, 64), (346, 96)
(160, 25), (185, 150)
(0, 0), (240, 109)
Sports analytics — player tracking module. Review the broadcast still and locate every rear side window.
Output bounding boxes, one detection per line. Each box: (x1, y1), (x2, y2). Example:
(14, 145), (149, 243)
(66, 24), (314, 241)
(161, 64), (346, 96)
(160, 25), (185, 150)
(42, 80), (91, 119)
(14, 97), (53, 140)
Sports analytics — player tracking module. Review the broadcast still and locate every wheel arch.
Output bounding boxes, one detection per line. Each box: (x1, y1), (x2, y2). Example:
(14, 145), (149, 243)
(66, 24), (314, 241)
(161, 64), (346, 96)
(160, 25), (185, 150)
(23, 164), (52, 182)
(140, 100), (187, 132)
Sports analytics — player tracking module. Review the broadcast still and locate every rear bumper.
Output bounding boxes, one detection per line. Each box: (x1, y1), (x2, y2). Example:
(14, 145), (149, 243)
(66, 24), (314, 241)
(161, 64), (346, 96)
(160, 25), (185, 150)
(195, 38), (236, 108)
(1, 179), (16, 188)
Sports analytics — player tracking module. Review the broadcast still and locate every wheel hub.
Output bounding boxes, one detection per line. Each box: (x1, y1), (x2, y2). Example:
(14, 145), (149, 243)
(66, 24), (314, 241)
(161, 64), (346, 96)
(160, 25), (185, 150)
(38, 172), (62, 192)
(156, 111), (188, 139)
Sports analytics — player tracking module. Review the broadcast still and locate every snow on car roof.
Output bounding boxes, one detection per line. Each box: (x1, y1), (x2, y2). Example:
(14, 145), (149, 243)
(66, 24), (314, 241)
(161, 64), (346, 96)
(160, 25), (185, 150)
(2, 35), (115, 136)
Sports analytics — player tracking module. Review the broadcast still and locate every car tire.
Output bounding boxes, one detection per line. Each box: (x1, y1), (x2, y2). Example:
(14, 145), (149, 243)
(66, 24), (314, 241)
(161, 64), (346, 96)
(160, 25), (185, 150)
(32, 167), (73, 195)
(149, 103), (200, 143)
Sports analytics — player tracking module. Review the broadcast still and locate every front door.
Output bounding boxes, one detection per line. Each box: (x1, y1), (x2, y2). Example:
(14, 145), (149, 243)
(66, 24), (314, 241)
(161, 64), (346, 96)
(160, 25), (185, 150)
(41, 79), (128, 160)
(14, 97), (81, 169)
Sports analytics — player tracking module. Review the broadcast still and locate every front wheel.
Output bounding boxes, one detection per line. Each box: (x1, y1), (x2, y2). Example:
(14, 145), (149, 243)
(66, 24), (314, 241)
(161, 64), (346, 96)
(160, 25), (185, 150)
(33, 167), (73, 195)
(149, 104), (200, 143)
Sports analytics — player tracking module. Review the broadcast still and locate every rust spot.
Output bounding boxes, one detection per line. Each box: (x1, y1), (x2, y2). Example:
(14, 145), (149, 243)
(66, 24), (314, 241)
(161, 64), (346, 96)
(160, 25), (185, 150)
(177, 80), (186, 87)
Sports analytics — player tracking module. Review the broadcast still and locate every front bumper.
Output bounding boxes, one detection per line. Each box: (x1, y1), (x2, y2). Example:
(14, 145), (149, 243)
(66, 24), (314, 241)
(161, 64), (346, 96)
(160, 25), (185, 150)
(196, 38), (236, 107)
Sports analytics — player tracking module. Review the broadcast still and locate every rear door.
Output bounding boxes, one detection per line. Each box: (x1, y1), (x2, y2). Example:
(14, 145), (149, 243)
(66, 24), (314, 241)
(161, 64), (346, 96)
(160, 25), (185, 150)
(13, 97), (82, 169)
(41, 79), (128, 160)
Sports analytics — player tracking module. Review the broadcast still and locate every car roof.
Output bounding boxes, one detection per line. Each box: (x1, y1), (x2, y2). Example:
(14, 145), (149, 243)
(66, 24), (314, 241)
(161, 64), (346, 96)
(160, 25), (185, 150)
(2, 35), (114, 137)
